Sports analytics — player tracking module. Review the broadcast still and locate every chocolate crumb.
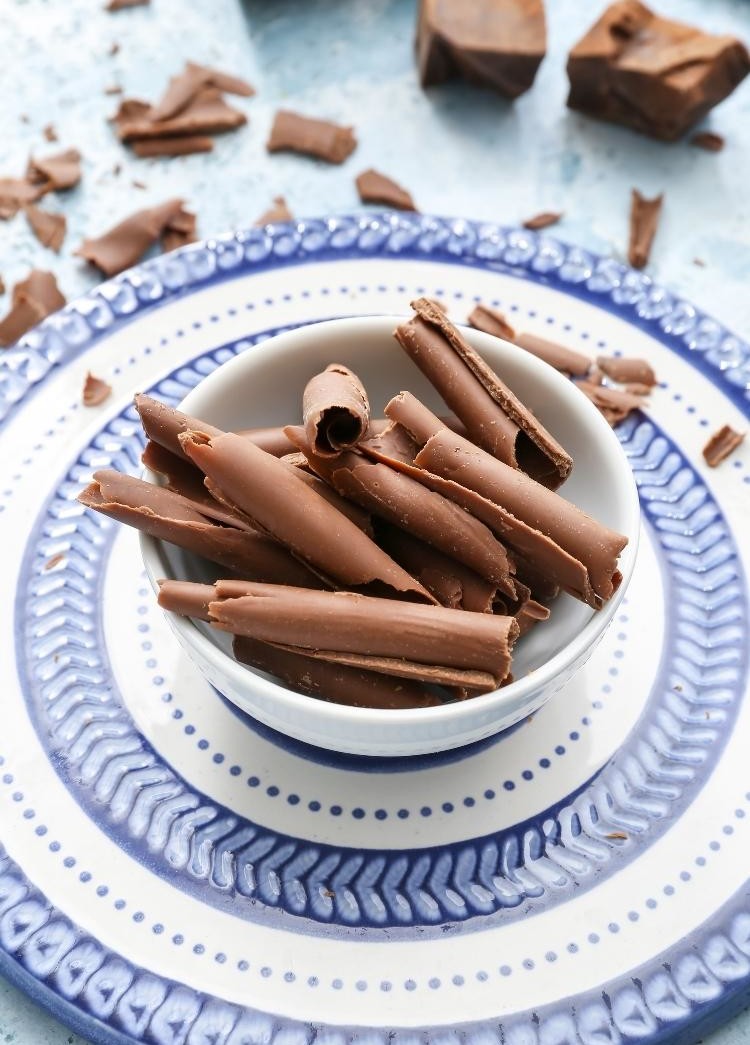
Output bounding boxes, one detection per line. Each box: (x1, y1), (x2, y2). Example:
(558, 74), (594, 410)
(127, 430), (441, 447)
(0, 276), (5, 295)
(323, 889), (335, 898)
(112, 163), (122, 175)
(628, 189), (662, 269)
(132, 179), (147, 189)
(106, 0), (149, 10)
(44, 553), (66, 571)
(254, 196), (294, 226)
(108, 41), (120, 56)
(43, 123), (58, 143)
(24, 204), (66, 252)
(522, 211), (562, 230)
(355, 169), (417, 210)
(267, 110), (356, 164)
(690, 131), (725, 153)
(0, 270), (66, 347)
(673, 683), (682, 691)
(83, 372), (112, 407)
(702, 424), (745, 467)
(104, 84), (123, 96)
(693, 258), (706, 267)
(20, 114), (29, 124)
(606, 831), (628, 840)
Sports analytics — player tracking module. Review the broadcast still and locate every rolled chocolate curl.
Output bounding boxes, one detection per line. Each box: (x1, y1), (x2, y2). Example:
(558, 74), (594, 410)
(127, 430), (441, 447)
(179, 429), (434, 603)
(209, 583), (518, 689)
(233, 425), (299, 457)
(302, 363), (370, 457)
(394, 298), (572, 488)
(415, 428), (627, 604)
(285, 465), (374, 535)
(78, 470), (325, 587)
(285, 428), (516, 595)
(514, 598), (551, 636)
(158, 579), (216, 619)
(232, 636), (442, 710)
(384, 390), (444, 445)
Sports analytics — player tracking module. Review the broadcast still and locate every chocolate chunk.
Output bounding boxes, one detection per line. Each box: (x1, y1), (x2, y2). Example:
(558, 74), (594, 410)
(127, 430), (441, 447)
(233, 634), (442, 709)
(149, 62), (255, 122)
(43, 123), (58, 143)
(24, 205), (66, 252)
(26, 148), (82, 192)
(267, 110), (357, 164)
(596, 355), (656, 386)
(0, 270), (65, 347)
(132, 136), (214, 158)
(702, 424), (745, 467)
(415, 427), (627, 606)
(180, 428), (434, 603)
(567, 1), (750, 141)
(395, 298), (572, 488)
(76, 198), (187, 275)
(114, 89), (246, 142)
(0, 178), (44, 220)
(468, 304), (592, 376)
(209, 583), (518, 690)
(522, 211), (562, 230)
(628, 189), (662, 269)
(690, 130), (725, 152)
(576, 381), (645, 425)
(303, 363), (370, 457)
(417, 0), (547, 98)
(106, 0), (149, 9)
(160, 204), (197, 253)
(82, 372), (112, 407)
(355, 169), (417, 211)
(255, 197), (294, 226)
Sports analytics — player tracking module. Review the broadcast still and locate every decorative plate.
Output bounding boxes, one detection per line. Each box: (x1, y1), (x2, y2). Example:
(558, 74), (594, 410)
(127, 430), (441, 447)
(0, 212), (748, 1045)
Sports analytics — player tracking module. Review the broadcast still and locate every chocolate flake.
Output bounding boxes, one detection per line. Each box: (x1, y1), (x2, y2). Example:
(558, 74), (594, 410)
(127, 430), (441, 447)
(355, 169), (417, 211)
(267, 110), (357, 164)
(0, 270), (66, 347)
(628, 189), (662, 269)
(702, 424), (745, 467)
(114, 89), (246, 142)
(160, 203), (197, 253)
(26, 148), (82, 192)
(104, 85), (124, 96)
(106, 0), (149, 10)
(522, 211), (562, 230)
(76, 198), (187, 275)
(133, 135), (213, 158)
(469, 303), (592, 376)
(44, 553), (66, 571)
(254, 196), (293, 226)
(0, 178), (45, 220)
(132, 179), (147, 190)
(108, 42), (120, 55)
(43, 123), (58, 143)
(24, 204), (66, 252)
(576, 381), (645, 425)
(596, 355), (656, 386)
(149, 62), (254, 122)
(690, 131), (725, 152)
(82, 372), (112, 407)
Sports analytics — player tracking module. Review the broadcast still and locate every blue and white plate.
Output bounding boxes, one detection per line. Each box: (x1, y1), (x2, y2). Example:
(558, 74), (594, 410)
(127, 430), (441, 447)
(0, 213), (748, 1045)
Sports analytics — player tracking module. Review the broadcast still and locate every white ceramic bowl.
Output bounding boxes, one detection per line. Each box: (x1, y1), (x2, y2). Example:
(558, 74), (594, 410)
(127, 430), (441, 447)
(141, 315), (640, 756)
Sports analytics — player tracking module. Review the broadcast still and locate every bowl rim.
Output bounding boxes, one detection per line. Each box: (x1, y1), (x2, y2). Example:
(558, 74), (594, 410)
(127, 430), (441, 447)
(140, 313), (641, 728)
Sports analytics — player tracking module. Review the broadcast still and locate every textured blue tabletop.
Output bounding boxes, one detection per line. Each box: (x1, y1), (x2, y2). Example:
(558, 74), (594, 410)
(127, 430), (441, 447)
(1, 0), (749, 1042)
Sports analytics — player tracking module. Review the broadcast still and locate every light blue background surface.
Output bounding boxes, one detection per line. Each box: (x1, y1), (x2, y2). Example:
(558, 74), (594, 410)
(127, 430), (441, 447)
(1, 0), (749, 1042)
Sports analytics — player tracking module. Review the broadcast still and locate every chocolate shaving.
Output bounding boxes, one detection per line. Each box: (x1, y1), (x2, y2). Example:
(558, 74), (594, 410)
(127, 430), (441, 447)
(628, 189), (662, 269)
(0, 178), (45, 220)
(467, 303), (516, 342)
(26, 148), (82, 192)
(149, 62), (255, 122)
(82, 372), (112, 407)
(355, 169), (417, 211)
(303, 363), (370, 457)
(24, 205), (66, 252)
(596, 355), (656, 386)
(522, 211), (562, 230)
(267, 110), (357, 164)
(179, 428), (434, 603)
(43, 124), (58, 143)
(160, 204), (197, 253)
(690, 131), (724, 152)
(104, 85), (123, 96)
(395, 298), (572, 487)
(288, 466), (374, 535)
(576, 381), (645, 426)
(76, 198), (187, 275)
(108, 42), (120, 55)
(468, 304), (592, 376)
(702, 425), (745, 467)
(44, 553), (66, 571)
(0, 270), (65, 347)
(255, 197), (294, 226)
(234, 425), (299, 457)
(114, 89), (246, 142)
(106, 0), (149, 9)
(132, 136), (213, 157)
(209, 583), (517, 689)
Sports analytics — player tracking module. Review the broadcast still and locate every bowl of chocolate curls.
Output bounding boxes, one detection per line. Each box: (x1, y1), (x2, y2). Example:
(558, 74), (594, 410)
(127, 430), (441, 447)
(80, 300), (640, 756)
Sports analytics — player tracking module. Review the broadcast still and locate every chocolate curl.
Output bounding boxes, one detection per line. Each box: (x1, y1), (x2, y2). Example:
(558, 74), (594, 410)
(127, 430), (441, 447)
(628, 190), (663, 269)
(76, 199), (188, 277)
(575, 381), (646, 426)
(209, 583), (518, 689)
(158, 579), (216, 619)
(179, 429), (434, 603)
(515, 598), (551, 636)
(285, 427), (516, 595)
(394, 298), (572, 488)
(149, 62), (255, 122)
(287, 465), (374, 535)
(78, 470), (325, 587)
(469, 306), (593, 377)
(596, 355), (656, 386)
(114, 89), (247, 142)
(135, 394), (222, 460)
(232, 636), (441, 710)
(415, 428), (627, 605)
(302, 363), (371, 457)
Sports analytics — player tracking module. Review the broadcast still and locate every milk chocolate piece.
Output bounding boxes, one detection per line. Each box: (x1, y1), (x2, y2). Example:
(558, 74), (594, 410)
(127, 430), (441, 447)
(628, 190), (662, 269)
(522, 211), (562, 230)
(0, 270), (66, 347)
(160, 204), (197, 253)
(104, 85), (123, 96)
(209, 583), (517, 689)
(303, 363), (370, 457)
(255, 197), (294, 226)
(567, 1), (750, 141)
(180, 429), (434, 603)
(0, 178), (44, 220)
(114, 90), (246, 141)
(702, 424), (745, 467)
(43, 123), (58, 143)
(623, 382), (653, 397)
(596, 355), (656, 386)
(267, 110), (357, 164)
(26, 148), (82, 192)
(142, 441), (255, 530)
(576, 381), (645, 425)
(149, 62), (254, 122)
(416, 428), (627, 605)
(395, 298), (572, 487)
(77, 199), (186, 276)
(467, 303), (516, 342)
(24, 205), (66, 252)
(514, 597), (550, 635)
(106, 0), (149, 9)
(234, 426), (298, 457)
(417, 0), (547, 99)
(288, 466), (374, 535)
(132, 136), (214, 158)
(355, 169), (417, 211)
(82, 372), (112, 407)
(690, 131), (724, 152)
(232, 636), (441, 710)
(468, 304), (592, 376)
(158, 579), (216, 619)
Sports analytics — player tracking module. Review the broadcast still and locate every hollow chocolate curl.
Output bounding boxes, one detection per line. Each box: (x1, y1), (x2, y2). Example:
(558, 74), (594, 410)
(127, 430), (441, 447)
(266, 110), (357, 164)
(394, 298), (572, 488)
(303, 363), (370, 457)
(209, 583), (518, 689)
(179, 429), (434, 603)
